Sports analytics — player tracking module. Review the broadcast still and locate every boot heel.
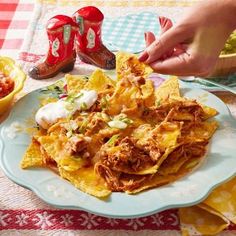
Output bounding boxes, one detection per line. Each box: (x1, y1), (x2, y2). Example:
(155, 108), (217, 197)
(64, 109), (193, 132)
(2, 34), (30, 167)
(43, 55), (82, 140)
(62, 62), (75, 73)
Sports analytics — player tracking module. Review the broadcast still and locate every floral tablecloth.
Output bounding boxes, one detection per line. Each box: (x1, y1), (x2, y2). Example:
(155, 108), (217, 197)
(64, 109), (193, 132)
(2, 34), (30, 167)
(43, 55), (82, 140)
(1, 0), (236, 235)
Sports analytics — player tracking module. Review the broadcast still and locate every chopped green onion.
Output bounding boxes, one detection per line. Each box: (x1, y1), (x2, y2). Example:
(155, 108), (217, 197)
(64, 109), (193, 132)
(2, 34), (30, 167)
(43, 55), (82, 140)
(65, 95), (74, 103)
(80, 102), (88, 111)
(74, 93), (84, 100)
(79, 118), (88, 133)
(120, 117), (133, 124)
(107, 134), (120, 146)
(66, 92), (83, 103)
(101, 95), (109, 109)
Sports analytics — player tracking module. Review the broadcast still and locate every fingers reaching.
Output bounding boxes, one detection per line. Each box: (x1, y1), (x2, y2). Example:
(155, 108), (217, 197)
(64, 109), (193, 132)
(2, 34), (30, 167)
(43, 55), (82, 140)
(139, 15), (192, 76)
(144, 28), (187, 64)
(139, 14), (190, 64)
(139, 17), (175, 62)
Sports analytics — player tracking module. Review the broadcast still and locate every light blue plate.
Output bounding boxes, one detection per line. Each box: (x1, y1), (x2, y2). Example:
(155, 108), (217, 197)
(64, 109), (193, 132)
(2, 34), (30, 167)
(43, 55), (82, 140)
(1, 84), (236, 219)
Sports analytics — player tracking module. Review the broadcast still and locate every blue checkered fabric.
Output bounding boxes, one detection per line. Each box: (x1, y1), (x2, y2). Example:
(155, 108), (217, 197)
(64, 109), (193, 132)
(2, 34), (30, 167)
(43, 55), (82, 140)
(102, 12), (160, 53)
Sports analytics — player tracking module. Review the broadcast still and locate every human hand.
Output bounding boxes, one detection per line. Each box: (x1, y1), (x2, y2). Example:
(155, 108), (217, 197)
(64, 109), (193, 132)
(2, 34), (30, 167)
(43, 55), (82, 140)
(139, 0), (236, 76)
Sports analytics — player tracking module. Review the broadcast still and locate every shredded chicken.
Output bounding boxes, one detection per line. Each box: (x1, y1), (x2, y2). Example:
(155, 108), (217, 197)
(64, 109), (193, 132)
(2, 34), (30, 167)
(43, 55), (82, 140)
(158, 142), (207, 175)
(95, 163), (149, 192)
(85, 112), (107, 135)
(143, 99), (205, 123)
(64, 136), (89, 156)
(99, 137), (159, 174)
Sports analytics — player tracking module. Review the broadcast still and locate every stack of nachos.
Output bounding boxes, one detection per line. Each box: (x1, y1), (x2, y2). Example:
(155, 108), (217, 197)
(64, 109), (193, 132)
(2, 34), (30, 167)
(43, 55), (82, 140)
(21, 52), (218, 198)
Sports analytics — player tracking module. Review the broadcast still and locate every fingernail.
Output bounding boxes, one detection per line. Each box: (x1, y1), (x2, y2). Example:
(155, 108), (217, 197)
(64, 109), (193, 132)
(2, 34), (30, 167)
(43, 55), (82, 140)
(138, 51), (148, 62)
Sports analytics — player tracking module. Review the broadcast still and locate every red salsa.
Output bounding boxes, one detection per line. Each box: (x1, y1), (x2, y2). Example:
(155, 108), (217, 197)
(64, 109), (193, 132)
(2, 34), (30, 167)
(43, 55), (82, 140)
(0, 71), (14, 99)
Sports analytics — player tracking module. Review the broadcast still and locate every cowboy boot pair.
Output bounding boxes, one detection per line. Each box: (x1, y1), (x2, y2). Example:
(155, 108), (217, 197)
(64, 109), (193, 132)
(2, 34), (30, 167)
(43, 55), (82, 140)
(29, 6), (116, 80)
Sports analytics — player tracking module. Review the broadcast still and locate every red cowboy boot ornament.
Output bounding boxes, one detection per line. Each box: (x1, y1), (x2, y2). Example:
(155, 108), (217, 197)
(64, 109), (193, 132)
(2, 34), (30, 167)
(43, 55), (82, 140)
(28, 15), (78, 80)
(72, 6), (115, 70)
(29, 7), (115, 80)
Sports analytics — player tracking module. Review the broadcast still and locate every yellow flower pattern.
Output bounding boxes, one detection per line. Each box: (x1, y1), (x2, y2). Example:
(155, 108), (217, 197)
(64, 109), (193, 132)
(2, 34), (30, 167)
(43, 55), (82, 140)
(179, 176), (236, 235)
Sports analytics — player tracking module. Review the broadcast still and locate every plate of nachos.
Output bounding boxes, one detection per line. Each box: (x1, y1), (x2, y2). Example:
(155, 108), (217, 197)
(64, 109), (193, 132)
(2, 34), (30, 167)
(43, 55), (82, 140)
(1, 52), (236, 218)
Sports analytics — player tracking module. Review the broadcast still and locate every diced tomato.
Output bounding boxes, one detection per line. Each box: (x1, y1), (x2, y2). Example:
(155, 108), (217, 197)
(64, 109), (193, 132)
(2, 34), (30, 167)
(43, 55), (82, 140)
(59, 94), (68, 99)
(0, 72), (15, 99)
(63, 84), (68, 92)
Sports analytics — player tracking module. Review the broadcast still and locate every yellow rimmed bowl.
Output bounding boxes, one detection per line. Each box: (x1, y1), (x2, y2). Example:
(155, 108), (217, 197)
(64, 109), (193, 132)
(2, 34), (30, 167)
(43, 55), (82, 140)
(0, 56), (26, 115)
(209, 31), (236, 77)
(209, 53), (236, 77)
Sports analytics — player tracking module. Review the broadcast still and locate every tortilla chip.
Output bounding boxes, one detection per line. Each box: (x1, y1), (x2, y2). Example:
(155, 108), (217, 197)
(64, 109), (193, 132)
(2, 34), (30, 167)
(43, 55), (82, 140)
(158, 145), (203, 176)
(85, 69), (115, 92)
(65, 74), (88, 95)
(155, 76), (180, 103)
(201, 105), (218, 119)
(37, 135), (85, 172)
(140, 79), (154, 98)
(21, 138), (44, 169)
(132, 122), (182, 175)
(47, 120), (67, 136)
(116, 52), (153, 80)
(158, 155), (190, 176)
(126, 173), (176, 194)
(107, 53), (154, 115)
(157, 122), (182, 149)
(107, 83), (141, 115)
(134, 122), (182, 150)
(128, 150), (205, 194)
(141, 79), (156, 107)
(181, 121), (218, 144)
(59, 166), (111, 198)
(135, 145), (179, 175)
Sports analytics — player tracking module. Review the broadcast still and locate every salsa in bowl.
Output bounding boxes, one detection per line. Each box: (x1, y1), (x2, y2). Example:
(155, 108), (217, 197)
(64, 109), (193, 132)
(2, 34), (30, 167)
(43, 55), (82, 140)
(0, 57), (26, 115)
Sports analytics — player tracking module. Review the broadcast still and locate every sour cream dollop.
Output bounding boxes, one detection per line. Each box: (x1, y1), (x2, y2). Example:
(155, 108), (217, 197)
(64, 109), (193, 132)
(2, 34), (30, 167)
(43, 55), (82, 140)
(73, 90), (98, 110)
(35, 90), (98, 129)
